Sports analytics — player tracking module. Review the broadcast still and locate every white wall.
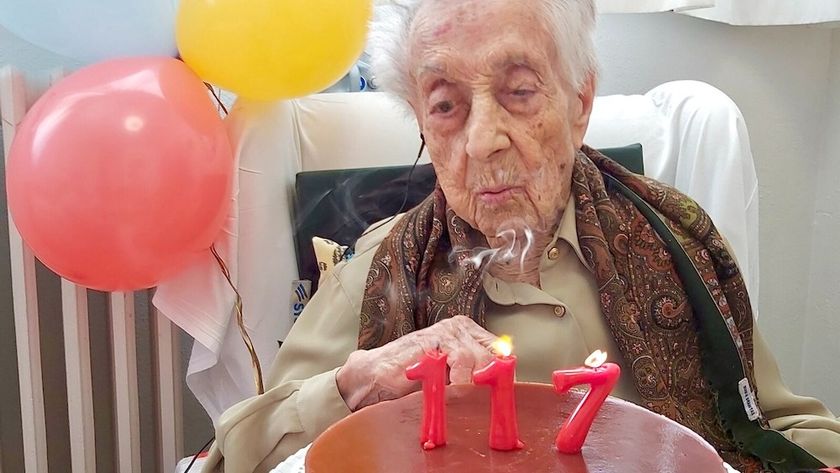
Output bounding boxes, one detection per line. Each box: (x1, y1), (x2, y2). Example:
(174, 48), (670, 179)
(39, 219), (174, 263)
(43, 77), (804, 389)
(802, 30), (840, 410)
(594, 13), (838, 411)
(0, 24), (79, 73)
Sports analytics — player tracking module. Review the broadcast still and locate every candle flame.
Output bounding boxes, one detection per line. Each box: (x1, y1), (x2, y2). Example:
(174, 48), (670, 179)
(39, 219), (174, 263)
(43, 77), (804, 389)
(585, 350), (608, 368)
(492, 335), (513, 357)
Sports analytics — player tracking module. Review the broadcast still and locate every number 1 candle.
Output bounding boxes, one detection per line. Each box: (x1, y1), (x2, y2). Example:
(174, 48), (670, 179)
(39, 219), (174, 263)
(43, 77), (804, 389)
(405, 349), (448, 449)
(473, 335), (525, 451)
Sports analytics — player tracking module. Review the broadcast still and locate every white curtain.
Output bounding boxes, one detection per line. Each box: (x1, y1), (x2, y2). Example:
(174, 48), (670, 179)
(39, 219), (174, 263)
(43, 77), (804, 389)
(597, 0), (712, 13)
(598, 0), (840, 26)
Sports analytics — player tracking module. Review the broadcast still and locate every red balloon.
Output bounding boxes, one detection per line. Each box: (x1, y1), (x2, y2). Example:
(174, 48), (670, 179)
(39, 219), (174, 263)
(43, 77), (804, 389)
(7, 57), (233, 291)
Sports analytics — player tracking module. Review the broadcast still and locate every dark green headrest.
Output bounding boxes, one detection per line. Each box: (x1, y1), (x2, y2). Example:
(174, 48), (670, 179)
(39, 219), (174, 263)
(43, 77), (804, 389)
(294, 144), (644, 291)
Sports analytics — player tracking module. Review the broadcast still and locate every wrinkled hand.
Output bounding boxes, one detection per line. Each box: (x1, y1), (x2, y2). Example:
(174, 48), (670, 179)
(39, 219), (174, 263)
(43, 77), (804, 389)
(336, 316), (498, 411)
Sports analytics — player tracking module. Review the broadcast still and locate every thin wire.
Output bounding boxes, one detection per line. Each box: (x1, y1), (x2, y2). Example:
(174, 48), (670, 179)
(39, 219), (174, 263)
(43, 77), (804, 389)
(342, 135), (426, 259)
(201, 87), (265, 394)
(183, 436), (215, 472)
(205, 82), (229, 116)
(394, 134), (426, 218)
(211, 244), (265, 395)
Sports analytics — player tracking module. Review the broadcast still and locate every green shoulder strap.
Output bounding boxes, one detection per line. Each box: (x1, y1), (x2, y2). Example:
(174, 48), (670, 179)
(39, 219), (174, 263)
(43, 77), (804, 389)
(604, 174), (826, 473)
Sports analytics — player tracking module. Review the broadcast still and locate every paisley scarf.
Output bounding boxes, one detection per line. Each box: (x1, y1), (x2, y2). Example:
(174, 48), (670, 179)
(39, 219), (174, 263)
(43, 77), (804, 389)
(359, 146), (823, 473)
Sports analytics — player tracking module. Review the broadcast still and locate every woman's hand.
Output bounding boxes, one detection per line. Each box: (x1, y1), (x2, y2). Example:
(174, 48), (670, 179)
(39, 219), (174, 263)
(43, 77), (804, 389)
(336, 315), (498, 411)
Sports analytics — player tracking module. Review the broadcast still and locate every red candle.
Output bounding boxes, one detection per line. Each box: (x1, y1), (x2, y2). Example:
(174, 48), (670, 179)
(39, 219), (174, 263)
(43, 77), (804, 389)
(405, 349), (448, 450)
(552, 350), (621, 454)
(473, 336), (524, 451)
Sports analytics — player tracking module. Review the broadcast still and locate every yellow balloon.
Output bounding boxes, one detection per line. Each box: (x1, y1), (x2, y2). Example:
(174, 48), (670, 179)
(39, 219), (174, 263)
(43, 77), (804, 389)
(177, 0), (372, 101)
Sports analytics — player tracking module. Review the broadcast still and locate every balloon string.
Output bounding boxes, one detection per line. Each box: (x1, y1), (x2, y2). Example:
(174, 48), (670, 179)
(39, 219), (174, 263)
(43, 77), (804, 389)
(211, 244), (265, 395)
(205, 85), (261, 393)
(205, 82), (229, 116)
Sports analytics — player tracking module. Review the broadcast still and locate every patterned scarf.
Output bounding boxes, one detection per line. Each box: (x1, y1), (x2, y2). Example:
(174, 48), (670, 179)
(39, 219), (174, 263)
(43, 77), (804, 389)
(359, 146), (789, 472)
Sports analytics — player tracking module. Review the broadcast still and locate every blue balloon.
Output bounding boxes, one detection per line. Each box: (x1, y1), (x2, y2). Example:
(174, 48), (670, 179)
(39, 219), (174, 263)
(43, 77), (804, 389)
(0, 0), (179, 63)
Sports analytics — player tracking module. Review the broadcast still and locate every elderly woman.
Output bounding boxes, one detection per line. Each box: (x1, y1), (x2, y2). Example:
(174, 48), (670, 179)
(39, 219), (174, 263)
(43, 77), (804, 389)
(204, 1), (840, 472)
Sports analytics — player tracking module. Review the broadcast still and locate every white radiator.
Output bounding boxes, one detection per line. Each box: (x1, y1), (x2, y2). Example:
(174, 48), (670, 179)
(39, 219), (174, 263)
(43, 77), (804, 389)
(1, 66), (186, 473)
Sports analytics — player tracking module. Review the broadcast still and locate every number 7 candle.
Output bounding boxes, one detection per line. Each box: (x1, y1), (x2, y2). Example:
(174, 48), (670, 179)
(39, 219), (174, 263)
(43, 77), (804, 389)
(552, 350), (621, 454)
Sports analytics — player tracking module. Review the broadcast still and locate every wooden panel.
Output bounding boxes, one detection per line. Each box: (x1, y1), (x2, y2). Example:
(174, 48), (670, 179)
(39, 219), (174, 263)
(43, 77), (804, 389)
(110, 292), (140, 473)
(39, 67), (97, 473)
(1, 66), (49, 473)
(151, 301), (184, 472)
(61, 280), (95, 473)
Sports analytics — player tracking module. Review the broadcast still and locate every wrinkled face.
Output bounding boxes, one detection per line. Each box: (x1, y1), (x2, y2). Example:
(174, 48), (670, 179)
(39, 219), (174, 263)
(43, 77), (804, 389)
(408, 0), (595, 239)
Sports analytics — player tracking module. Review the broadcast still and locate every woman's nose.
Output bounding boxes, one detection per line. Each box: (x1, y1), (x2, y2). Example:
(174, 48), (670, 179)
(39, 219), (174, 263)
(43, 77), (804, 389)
(465, 98), (511, 160)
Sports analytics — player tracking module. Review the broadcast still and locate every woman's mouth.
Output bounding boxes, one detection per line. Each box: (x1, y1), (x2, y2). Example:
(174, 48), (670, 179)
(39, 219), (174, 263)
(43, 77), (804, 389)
(478, 186), (522, 205)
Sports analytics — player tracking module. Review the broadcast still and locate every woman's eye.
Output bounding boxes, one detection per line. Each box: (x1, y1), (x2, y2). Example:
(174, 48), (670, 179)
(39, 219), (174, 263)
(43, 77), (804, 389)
(511, 89), (535, 98)
(432, 100), (455, 114)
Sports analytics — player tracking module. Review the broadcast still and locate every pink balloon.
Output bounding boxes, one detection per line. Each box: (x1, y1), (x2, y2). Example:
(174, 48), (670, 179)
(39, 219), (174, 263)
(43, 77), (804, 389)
(7, 57), (233, 291)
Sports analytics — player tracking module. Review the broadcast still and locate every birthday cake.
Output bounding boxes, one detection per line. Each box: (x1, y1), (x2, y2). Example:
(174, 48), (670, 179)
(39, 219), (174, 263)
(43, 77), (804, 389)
(305, 383), (727, 472)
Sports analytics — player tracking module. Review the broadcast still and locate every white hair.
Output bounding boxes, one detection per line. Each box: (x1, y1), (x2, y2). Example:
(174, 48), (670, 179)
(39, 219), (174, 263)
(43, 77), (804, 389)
(368, 0), (598, 103)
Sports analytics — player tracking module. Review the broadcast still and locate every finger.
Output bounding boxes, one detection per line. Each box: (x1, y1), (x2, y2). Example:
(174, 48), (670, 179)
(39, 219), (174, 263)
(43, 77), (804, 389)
(445, 347), (476, 385)
(453, 326), (495, 373)
(445, 344), (486, 385)
(382, 332), (435, 364)
(449, 364), (473, 385)
(407, 318), (496, 384)
(431, 335), (474, 384)
(450, 315), (498, 348)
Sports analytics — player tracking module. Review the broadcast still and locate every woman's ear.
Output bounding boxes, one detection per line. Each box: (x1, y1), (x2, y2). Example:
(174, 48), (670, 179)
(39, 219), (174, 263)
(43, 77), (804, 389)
(571, 72), (597, 149)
